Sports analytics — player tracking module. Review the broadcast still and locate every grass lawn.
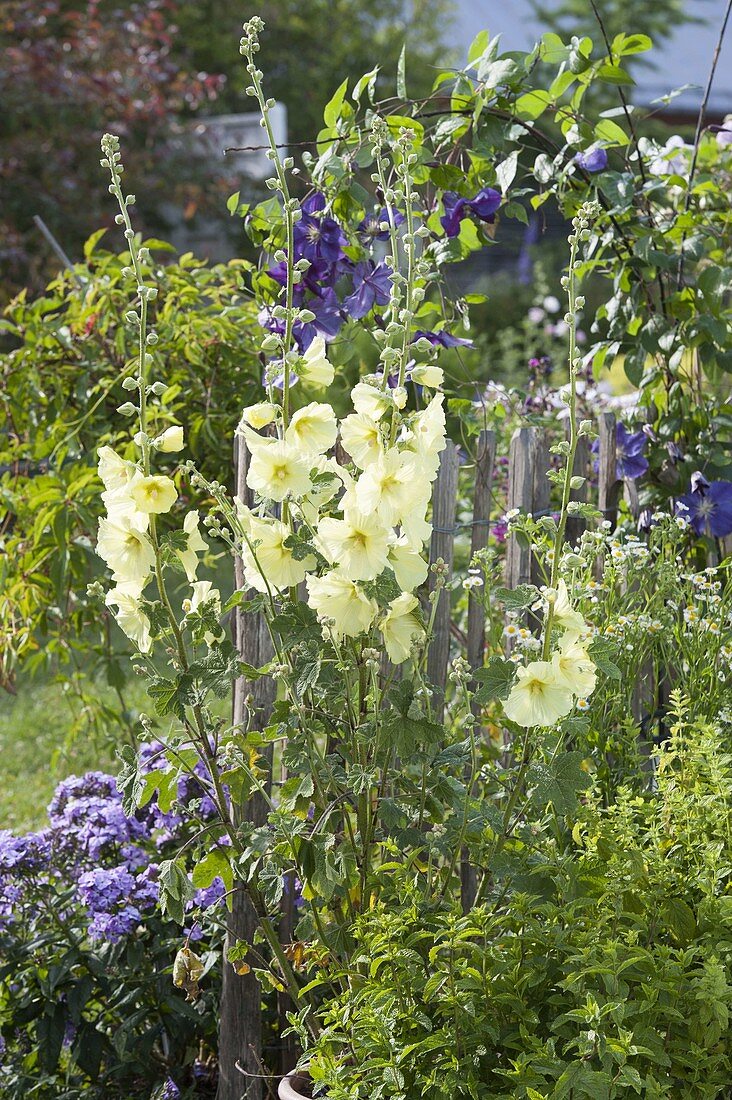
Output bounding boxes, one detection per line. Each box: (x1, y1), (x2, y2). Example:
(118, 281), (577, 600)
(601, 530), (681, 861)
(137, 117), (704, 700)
(0, 675), (127, 832)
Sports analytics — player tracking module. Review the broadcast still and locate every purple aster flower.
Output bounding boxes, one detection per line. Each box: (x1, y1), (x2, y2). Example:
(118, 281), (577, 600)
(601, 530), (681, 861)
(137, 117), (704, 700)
(676, 474), (732, 538)
(440, 186), (502, 238)
(591, 423), (648, 481)
(357, 206), (405, 243)
(574, 146), (608, 173)
(293, 192), (347, 264)
(413, 329), (474, 349)
(343, 261), (392, 320)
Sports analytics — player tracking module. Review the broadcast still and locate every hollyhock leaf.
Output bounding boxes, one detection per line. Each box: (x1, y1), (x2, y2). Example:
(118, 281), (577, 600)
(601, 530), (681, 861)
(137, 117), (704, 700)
(528, 751), (591, 815)
(588, 637), (622, 680)
(493, 584), (536, 610)
(192, 848), (233, 896)
(473, 656), (516, 703)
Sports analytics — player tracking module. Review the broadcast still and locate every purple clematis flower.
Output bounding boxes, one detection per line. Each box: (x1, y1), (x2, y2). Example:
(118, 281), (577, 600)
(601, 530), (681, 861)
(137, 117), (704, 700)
(676, 473), (732, 538)
(413, 329), (474, 349)
(343, 261), (392, 319)
(293, 192), (347, 264)
(592, 422), (648, 480)
(357, 206), (405, 243)
(259, 287), (344, 355)
(574, 146), (608, 173)
(440, 186), (502, 238)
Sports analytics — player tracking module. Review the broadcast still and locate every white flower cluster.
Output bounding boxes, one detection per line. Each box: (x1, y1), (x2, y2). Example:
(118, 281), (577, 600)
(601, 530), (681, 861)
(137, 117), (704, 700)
(234, 342), (447, 663)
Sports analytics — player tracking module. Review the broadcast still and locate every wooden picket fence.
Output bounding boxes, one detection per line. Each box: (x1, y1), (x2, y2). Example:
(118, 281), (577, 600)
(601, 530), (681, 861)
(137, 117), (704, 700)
(217, 411), (663, 1099)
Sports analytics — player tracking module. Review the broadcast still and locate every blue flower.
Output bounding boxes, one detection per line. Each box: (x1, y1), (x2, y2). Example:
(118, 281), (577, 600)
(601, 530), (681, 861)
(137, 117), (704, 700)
(676, 473), (732, 538)
(574, 146), (608, 173)
(440, 186), (501, 238)
(357, 206), (405, 243)
(343, 261), (392, 319)
(293, 192), (347, 264)
(413, 329), (474, 349)
(591, 423), (648, 481)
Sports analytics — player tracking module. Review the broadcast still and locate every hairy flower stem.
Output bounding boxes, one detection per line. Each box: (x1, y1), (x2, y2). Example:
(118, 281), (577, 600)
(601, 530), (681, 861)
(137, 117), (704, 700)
(240, 20), (296, 432)
(541, 202), (599, 660)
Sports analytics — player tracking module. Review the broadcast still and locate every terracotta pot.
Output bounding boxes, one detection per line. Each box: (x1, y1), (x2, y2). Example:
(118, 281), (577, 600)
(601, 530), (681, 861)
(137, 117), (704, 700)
(278, 1065), (315, 1100)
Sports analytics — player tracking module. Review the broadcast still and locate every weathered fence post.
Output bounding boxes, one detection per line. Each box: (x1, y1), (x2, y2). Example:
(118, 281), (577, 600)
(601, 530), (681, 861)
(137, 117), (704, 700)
(427, 443), (460, 721)
(218, 437), (275, 1100)
(466, 430), (496, 676)
(597, 412), (620, 528)
(530, 430), (551, 592)
(505, 427), (535, 590)
(463, 430), (495, 909)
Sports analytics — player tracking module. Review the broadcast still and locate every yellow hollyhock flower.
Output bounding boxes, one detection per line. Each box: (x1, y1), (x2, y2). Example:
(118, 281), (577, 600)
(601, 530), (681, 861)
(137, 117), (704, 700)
(300, 336), (334, 388)
(246, 439), (313, 502)
(351, 381), (392, 421)
(410, 364), (444, 388)
(552, 634), (597, 698)
(380, 593), (424, 663)
(243, 516), (315, 593)
(186, 580), (223, 644)
(356, 448), (423, 527)
(317, 508), (389, 581)
(129, 473), (178, 515)
(340, 412), (383, 469)
(177, 510), (208, 582)
(306, 570), (378, 640)
(238, 402), (278, 431)
(547, 580), (588, 636)
(502, 660), (574, 727)
(97, 445), (136, 492)
(96, 444), (135, 492)
(154, 425), (184, 452)
(403, 393), (447, 477)
(105, 587), (152, 653)
(97, 513), (155, 587)
(387, 534), (429, 592)
(399, 495), (433, 548)
(285, 402), (338, 455)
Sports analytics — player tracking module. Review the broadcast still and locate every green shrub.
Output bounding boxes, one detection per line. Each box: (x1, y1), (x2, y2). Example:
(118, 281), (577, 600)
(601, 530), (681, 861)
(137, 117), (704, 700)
(302, 705), (732, 1098)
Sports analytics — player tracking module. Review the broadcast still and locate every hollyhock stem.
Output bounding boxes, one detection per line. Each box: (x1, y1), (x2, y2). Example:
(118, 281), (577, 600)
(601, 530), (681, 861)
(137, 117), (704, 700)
(542, 202), (599, 659)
